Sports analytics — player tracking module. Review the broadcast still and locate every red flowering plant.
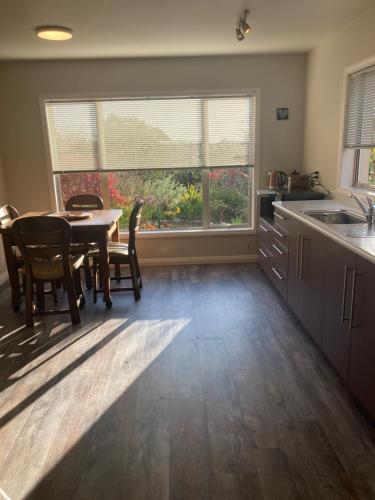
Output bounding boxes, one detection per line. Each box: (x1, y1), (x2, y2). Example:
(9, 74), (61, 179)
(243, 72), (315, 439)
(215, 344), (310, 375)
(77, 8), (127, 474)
(60, 173), (102, 207)
(108, 173), (126, 205)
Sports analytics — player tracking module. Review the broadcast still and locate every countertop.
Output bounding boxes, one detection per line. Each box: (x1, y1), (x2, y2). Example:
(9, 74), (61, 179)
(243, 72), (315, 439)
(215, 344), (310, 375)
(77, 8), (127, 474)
(273, 199), (375, 265)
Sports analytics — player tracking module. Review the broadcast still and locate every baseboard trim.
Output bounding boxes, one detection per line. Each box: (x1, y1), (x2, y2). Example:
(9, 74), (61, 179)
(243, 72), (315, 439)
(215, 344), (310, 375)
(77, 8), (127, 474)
(139, 254), (259, 267)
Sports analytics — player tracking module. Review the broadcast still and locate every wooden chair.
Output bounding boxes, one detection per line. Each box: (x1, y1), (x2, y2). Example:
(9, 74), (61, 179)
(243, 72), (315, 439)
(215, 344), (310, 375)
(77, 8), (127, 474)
(65, 193), (104, 211)
(0, 205), (57, 309)
(92, 200), (143, 303)
(12, 216), (85, 327)
(65, 194), (104, 290)
(0, 205), (22, 292)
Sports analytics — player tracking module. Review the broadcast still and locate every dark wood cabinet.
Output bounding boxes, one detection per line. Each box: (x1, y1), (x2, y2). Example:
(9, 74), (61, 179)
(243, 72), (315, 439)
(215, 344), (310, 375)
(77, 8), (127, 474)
(300, 223), (327, 346)
(288, 218), (327, 346)
(259, 202), (375, 419)
(322, 239), (356, 380)
(258, 202), (375, 420)
(287, 218), (305, 322)
(258, 216), (288, 299)
(322, 240), (357, 380)
(348, 256), (375, 420)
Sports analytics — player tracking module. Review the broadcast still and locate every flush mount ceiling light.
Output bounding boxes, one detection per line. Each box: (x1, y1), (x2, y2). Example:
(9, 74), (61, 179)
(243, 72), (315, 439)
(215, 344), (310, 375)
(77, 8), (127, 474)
(236, 9), (251, 42)
(35, 26), (73, 41)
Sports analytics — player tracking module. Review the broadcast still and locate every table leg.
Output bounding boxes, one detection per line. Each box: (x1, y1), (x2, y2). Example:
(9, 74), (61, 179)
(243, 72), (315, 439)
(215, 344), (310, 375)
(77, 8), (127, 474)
(99, 233), (112, 308)
(2, 233), (22, 311)
(112, 221), (121, 281)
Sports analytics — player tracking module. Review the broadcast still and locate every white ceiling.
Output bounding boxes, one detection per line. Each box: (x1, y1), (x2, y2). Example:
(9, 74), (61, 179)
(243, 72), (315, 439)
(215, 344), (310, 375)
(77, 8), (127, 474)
(0, 0), (373, 60)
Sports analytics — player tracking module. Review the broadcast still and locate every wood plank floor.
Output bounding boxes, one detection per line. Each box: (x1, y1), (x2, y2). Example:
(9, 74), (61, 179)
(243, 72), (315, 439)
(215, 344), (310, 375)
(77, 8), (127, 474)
(1, 264), (375, 500)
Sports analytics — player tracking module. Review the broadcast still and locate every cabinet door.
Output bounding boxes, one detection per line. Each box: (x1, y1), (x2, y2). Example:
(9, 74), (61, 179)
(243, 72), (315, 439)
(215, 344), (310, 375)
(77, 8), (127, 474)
(322, 239), (356, 379)
(287, 218), (306, 323)
(288, 219), (327, 346)
(349, 256), (375, 419)
(299, 224), (327, 346)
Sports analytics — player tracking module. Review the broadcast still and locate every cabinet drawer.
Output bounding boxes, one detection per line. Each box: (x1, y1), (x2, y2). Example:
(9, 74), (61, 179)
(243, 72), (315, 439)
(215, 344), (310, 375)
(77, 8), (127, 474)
(274, 208), (290, 235)
(272, 233), (289, 254)
(271, 223), (289, 247)
(258, 220), (273, 253)
(258, 243), (271, 274)
(271, 242), (288, 276)
(269, 263), (287, 299)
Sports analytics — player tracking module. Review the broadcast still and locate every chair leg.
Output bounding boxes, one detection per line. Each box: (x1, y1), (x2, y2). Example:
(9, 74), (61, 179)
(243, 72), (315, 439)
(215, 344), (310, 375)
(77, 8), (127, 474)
(65, 274), (80, 324)
(36, 281), (45, 310)
(51, 281), (58, 304)
(129, 255), (141, 301)
(92, 258), (98, 303)
(115, 263), (121, 283)
(73, 269), (85, 309)
(25, 273), (34, 328)
(83, 256), (93, 290)
(134, 252), (142, 289)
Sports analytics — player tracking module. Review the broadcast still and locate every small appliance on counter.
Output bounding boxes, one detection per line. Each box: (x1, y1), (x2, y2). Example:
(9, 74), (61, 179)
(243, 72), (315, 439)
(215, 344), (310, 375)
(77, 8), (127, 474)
(268, 170), (288, 189)
(287, 170), (310, 190)
(259, 168), (328, 219)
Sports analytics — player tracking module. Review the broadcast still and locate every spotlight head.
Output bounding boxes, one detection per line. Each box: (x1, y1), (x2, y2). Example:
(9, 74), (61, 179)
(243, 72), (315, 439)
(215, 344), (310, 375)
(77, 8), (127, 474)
(241, 21), (251, 34)
(236, 27), (245, 41)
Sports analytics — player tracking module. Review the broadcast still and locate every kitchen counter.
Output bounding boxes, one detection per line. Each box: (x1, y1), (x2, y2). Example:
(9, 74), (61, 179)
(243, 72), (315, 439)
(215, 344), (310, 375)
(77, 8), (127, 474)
(273, 199), (375, 265)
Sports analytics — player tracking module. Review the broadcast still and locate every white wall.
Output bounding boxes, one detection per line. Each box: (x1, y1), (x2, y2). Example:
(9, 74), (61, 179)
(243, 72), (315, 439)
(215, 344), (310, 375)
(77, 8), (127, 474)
(0, 54), (306, 261)
(303, 4), (375, 191)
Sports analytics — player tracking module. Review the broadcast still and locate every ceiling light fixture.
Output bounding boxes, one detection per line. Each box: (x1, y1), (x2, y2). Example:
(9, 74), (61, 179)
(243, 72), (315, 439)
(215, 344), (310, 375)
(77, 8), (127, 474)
(236, 9), (251, 42)
(35, 26), (73, 41)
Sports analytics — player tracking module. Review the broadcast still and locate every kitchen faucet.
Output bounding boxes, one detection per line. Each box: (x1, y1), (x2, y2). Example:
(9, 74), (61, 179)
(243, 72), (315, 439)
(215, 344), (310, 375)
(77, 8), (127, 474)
(351, 193), (375, 227)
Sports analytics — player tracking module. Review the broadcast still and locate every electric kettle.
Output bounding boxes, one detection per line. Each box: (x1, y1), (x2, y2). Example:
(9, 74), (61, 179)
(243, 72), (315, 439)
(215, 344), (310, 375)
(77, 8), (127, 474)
(268, 170), (288, 189)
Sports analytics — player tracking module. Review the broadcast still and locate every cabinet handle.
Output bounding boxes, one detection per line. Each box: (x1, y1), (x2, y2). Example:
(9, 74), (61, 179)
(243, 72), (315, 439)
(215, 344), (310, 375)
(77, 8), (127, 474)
(299, 236), (305, 279)
(273, 227), (285, 238)
(296, 234), (301, 277)
(274, 211), (286, 221)
(259, 247), (268, 258)
(259, 224), (269, 233)
(341, 265), (349, 323)
(272, 267), (284, 280)
(349, 270), (358, 331)
(272, 243), (283, 255)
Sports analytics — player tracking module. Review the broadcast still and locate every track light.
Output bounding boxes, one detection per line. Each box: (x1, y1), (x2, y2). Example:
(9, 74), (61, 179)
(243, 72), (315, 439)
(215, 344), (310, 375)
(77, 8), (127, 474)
(236, 27), (245, 42)
(236, 9), (251, 42)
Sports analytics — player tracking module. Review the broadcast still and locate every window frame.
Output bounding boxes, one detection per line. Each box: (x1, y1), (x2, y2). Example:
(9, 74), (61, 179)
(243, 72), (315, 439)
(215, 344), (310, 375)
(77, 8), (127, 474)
(39, 89), (261, 235)
(338, 56), (375, 195)
(352, 148), (375, 191)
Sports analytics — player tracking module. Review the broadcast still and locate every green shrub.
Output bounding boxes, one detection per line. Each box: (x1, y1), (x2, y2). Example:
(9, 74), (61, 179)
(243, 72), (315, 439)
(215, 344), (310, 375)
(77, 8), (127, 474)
(178, 184), (202, 221)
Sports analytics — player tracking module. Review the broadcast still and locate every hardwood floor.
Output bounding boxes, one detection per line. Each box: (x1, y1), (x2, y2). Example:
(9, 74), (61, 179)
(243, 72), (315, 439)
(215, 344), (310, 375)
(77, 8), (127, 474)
(1, 264), (375, 499)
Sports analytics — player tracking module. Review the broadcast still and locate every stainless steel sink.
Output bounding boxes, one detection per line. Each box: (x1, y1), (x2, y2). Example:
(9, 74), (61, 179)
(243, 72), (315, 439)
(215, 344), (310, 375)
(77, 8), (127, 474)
(300, 209), (375, 237)
(301, 209), (366, 225)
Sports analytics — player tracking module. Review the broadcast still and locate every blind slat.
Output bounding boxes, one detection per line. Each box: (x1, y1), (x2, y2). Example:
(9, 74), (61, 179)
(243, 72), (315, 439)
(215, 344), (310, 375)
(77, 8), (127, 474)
(345, 67), (375, 148)
(45, 96), (256, 172)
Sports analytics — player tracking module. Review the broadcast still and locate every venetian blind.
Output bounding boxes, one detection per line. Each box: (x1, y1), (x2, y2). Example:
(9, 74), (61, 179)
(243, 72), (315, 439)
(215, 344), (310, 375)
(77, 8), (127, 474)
(345, 66), (375, 148)
(45, 96), (256, 172)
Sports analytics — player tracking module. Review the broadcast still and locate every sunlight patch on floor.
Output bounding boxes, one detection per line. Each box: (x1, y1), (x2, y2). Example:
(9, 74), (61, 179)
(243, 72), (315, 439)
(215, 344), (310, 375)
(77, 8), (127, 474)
(32, 318), (191, 481)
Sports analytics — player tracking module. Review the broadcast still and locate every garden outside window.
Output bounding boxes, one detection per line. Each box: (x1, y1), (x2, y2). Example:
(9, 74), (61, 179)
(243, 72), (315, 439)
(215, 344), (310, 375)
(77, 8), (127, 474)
(44, 95), (256, 231)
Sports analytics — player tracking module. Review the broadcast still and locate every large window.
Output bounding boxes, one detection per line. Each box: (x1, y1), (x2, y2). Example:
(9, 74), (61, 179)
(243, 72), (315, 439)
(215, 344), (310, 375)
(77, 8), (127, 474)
(45, 95), (256, 231)
(345, 66), (375, 189)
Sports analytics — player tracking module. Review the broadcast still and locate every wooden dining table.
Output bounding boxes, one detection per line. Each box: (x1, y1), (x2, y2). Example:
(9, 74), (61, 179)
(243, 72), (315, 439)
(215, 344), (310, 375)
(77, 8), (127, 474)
(0, 209), (123, 311)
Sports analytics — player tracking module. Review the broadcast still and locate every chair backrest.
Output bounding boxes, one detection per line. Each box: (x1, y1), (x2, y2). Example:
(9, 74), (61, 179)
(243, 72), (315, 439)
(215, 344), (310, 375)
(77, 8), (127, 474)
(128, 200), (144, 254)
(12, 216), (72, 275)
(65, 194), (104, 211)
(0, 205), (20, 227)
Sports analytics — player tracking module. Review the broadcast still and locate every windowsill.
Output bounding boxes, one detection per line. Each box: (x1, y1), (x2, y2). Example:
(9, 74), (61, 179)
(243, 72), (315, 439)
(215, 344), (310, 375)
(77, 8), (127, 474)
(119, 226), (256, 239)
